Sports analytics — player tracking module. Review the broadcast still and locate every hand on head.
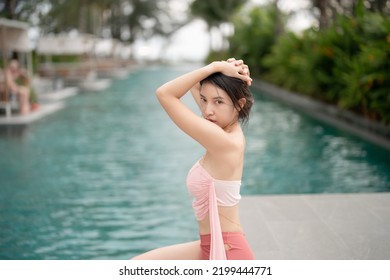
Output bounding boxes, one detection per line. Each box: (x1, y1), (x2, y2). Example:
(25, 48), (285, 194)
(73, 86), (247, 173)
(228, 58), (250, 76)
(217, 58), (252, 86)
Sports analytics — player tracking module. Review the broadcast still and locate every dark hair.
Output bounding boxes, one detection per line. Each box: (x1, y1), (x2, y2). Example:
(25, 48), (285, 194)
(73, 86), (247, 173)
(200, 73), (254, 125)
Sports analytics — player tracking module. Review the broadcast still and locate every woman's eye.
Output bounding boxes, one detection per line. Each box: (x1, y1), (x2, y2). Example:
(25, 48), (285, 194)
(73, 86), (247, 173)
(200, 98), (206, 103)
(216, 100), (224, 105)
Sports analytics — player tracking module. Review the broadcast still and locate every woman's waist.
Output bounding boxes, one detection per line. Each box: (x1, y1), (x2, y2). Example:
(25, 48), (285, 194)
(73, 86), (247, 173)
(197, 215), (243, 235)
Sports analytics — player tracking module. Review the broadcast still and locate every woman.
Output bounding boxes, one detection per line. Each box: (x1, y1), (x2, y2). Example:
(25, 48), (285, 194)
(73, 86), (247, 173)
(132, 58), (254, 260)
(5, 59), (31, 115)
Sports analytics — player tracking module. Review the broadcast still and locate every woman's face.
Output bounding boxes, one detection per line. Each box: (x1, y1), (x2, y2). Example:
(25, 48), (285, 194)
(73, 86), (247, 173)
(199, 82), (239, 130)
(9, 60), (19, 74)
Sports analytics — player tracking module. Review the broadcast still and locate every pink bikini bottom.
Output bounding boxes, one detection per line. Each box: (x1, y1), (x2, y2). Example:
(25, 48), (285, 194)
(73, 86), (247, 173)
(200, 232), (255, 260)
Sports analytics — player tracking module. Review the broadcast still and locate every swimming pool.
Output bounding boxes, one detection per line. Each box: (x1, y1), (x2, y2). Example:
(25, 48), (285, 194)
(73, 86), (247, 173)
(0, 65), (389, 259)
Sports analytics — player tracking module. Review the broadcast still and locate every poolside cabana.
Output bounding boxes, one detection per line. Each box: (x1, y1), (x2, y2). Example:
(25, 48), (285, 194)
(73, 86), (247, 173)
(36, 33), (96, 81)
(92, 38), (132, 79)
(36, 33), (111, 91)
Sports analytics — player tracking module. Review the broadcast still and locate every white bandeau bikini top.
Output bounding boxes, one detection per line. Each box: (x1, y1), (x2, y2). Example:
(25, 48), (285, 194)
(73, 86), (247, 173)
(187, 160), (241, 218)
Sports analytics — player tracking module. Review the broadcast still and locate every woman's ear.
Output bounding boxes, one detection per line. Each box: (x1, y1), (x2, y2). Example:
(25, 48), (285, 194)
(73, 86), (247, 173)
(238, 98), (246, 111)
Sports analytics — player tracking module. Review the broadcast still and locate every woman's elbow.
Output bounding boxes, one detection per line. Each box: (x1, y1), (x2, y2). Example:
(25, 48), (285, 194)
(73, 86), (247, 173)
(155, 86), (165, 100)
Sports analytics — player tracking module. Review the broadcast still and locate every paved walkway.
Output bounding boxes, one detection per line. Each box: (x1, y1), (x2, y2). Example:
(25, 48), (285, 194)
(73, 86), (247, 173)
(240, 193), (390, 260)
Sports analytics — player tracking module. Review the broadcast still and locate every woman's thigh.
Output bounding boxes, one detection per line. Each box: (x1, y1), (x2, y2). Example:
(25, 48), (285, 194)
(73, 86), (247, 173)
(131, 240), (202, 260)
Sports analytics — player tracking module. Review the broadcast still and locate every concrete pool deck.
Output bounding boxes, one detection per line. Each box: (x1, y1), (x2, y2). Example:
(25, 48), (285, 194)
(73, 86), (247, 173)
(0, 102), (64, 125)
(240, 193), (390, 260)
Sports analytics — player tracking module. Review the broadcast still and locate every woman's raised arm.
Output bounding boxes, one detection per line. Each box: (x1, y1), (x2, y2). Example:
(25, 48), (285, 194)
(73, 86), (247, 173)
(156, 61), (250, 151)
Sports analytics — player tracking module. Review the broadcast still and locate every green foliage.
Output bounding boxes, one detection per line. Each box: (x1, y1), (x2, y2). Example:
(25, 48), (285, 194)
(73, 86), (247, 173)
(49, 55), (81, 64)
(340, 3), (390, 124)
(262, 32), (318, 96)
(190, 0), (247, 27)
(261, 9), (390, 125)
(227, 5), (283, 76)
(29, 88), (38, 104)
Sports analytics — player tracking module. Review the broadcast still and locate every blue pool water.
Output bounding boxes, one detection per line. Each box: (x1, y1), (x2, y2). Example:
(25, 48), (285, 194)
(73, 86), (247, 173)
(0, 65), (389, 259)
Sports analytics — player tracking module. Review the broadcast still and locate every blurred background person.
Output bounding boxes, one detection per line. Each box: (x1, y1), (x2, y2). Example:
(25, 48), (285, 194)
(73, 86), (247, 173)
(5, 59), (31, 115)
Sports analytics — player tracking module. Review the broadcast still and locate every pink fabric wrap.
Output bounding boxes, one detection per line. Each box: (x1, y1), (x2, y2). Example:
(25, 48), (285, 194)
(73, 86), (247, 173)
(186, 161), (228, 260)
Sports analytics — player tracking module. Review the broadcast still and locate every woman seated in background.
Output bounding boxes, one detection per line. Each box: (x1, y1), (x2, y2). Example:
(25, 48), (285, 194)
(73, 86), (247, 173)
(5, 59), (31, 115)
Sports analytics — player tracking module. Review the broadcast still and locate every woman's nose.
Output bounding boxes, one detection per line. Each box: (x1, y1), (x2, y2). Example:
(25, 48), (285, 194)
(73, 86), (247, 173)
(204, 103), (214, 116)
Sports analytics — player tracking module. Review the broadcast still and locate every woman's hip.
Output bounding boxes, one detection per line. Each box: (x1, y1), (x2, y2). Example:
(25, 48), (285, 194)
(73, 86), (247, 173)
(200, 231), (255, 260)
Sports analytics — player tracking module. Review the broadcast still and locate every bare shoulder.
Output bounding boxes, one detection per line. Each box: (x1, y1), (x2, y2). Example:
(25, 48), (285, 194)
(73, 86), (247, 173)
(222, 124), (246, 152)
(204, 127), (246, 180)
(211, 122), (245, 151)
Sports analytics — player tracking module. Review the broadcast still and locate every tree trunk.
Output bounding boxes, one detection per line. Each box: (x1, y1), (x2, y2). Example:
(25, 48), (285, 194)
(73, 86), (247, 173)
(4, 0), (17, 19)
(314, 0), (330, 30)
(273, 0), (282, 36)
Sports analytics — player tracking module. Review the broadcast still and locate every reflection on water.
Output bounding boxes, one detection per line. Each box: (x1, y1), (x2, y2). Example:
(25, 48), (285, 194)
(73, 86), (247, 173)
(0, 66), (389, 259)
(0, 125), (29, 138)
(244, 93), (390, 195)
